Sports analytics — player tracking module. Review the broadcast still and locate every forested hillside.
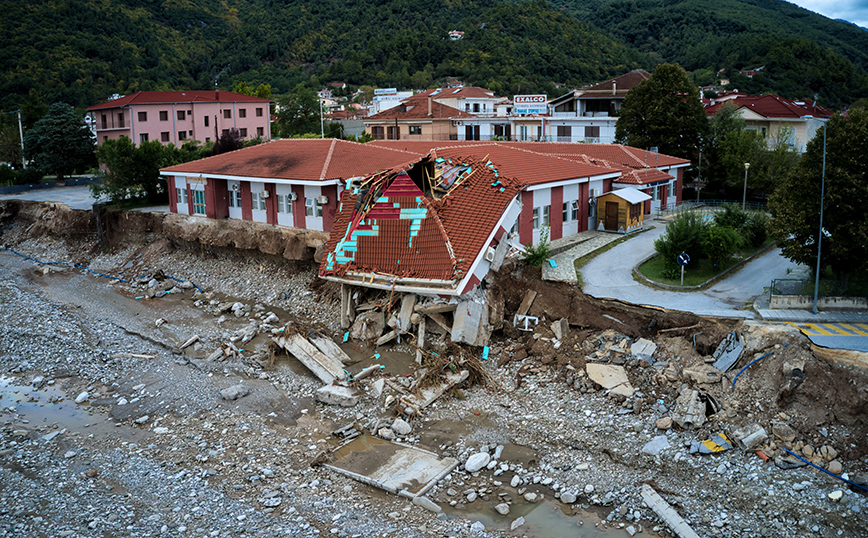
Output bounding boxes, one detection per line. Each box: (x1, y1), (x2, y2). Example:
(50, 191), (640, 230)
(1, 0), (866, 112)
(559, 0), (868, 107)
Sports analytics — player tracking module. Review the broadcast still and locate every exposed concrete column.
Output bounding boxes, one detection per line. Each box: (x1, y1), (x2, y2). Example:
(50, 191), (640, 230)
(416, 316), (426, 365)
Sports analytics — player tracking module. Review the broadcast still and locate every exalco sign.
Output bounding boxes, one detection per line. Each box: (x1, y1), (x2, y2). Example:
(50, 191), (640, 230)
(513, 94), (548, 115)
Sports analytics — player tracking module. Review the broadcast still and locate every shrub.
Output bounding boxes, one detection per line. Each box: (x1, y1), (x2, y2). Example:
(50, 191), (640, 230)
(0, 164), (15, 185)
(522, 226), (552, 267)
(713, 203), (749, 230)
(17, 167), (44, 185)
(744, 212), (769, 247)
(654, 210), (708, 277)
(702, 226), (743, 269)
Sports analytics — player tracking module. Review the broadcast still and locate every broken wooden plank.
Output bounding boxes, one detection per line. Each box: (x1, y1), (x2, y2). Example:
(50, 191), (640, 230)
(180, 334), (200, 349)
(309, 332), (354, 365)
(640, 485), (700, 538)
(376, 330), (399, 347)
(402, 370), (469, 410)
(414, 303), (457, 315)
(275, 334), (347, 384)
(340, 283), (351, 329)
(516, 290), (537, 317)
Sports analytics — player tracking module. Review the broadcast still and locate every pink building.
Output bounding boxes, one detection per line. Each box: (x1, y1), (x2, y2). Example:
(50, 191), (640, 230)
(87, 91), (273, 147)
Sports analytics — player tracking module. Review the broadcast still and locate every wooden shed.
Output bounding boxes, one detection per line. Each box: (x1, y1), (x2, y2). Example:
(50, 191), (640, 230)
(596, 187), (652, 233)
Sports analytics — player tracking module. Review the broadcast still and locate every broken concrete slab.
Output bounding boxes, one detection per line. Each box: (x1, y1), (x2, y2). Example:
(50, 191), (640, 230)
(316, 385), (359, 407)
(398, 294), (417, 332)
(712, 331), (743, 372)
(370, 378), (385, 399)
(451, 297), (490, 347)
(642, 434), (671, 455)
(414, 302), (457, 315)
(516, 289), (537, 317)
(729, 423), (768, 451)
(324, 436), (458, 499)
(640, 485), (700, 538)
(630, 338), (657, 362)
(375, 330), (400, 347)
(180, 334), (200, 349)
(274, 333), (348, 385)
(585, 363), (635, 397)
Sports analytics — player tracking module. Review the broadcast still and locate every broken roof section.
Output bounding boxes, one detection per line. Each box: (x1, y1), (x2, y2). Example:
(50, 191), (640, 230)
(319, 153), (522, 295)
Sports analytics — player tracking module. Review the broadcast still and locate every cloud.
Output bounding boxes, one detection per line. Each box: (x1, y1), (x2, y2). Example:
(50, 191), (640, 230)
(789, 0), (868, 28)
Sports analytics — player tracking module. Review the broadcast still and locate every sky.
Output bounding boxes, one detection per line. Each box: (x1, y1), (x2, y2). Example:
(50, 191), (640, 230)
(788, 0), (868, 29)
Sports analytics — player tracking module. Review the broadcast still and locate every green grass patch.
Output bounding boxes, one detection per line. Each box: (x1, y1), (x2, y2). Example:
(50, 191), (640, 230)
(637, 238), (774, 288)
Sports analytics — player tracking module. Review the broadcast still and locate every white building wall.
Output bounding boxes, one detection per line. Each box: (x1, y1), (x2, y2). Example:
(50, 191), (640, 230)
(249, 181), (267, 223)
(562, 183), (580, 238)
(174, 176), (189, 215)
(274, 184), (295, 227)
(531, 189), (551, 245)
(303, 185), (324, 231)
(227, 180), (242, 220)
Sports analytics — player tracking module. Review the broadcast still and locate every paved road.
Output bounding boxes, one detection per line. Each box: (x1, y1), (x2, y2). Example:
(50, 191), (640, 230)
(580, 225), (803, 319)
(0, 186), (169, 212)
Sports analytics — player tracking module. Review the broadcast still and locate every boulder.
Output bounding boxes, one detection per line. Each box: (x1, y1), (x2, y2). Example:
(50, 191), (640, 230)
(392, 418), (412, 436)
(465, 452), (491, 473)
(315, 385), (359, 407)
(220, 385), (250, 401)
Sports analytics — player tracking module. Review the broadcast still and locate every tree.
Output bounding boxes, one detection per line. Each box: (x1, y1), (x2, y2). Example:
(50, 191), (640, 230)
(274, 86), (321, 137)
(768, 108), (868, 283)
(615, 63), (708, 163)
(215, 128), (244, 154)
(232, 81), (272, 99)
(92, 137), (168, 203)
(23, 103), (95, 182)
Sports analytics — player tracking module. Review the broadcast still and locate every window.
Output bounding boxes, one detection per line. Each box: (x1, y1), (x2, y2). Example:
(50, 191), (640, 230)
(630, 202), (641, 222)
(205, 137), (210, 142)
(387, 126), (399, 140)
(188, 110), (192, 116)
(251, 192), (266, 211)
(102, 135), (108, 142)
(256, 127), (264, 137)
(228, 189), (241, 208)
(563, 202), (570, 222)
(159, 111), (168, 121)
(204, 116), (209, 127)
(222, 129), (230, 137)
(193, 190), (206, 215)
(532, 208), (540, 229)
(239, 108), (247, 118)
(239, 128), (248, 137)
(161, 132), (170, 142)
(139, 133), (149, 143)
(556, 126), (571, 142)
(371, 126), (384, 140)
(542, 205), (550, 227)
(137, 111), (147, 121)
(101, 114), (107, 129)
(570, 200), (579, 221)
(276, 194), (292, 214)
(177, 110), (186, 120)
(305, 198), (322, 217)
(408, 125), (422, 135)
(473, 103), (480, 113)
(176, 188), (187, 204)
(256, 107), (264, 117)
(188, 130), (193, 137)
(584, 126), (600, 139)
(178, 131), (187, 141)
(117, 112), (124, 128)
(223, 109), (232, 119)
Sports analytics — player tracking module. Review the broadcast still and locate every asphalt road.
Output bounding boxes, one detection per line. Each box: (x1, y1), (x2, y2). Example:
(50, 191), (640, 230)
(580, 225), (803, 319)
(0, 185), (168, 212)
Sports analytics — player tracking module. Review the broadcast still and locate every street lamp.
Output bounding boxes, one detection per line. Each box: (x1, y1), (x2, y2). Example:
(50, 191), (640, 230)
(802, 116), (828, 314)
(742, 162), (750, 210)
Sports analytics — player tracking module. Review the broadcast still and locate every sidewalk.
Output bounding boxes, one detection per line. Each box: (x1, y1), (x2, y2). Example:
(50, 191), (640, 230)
(542, 228), (649, 283)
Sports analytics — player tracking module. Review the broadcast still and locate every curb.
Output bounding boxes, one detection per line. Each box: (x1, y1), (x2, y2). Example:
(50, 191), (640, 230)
(633, 241), (778, 292)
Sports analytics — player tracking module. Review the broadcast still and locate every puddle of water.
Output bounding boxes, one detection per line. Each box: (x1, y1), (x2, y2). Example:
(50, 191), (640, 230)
(446, 497), (657, 537)
(340, 343), (417, 376)
(0, 375), (143, 440)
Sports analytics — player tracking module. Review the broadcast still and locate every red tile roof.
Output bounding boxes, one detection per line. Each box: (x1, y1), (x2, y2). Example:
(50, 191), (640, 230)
(705, 94), (833, 119)
(413, 87), (501, 100)
(320, 154), (521, 286)
(615, 167), (674, 185)
(88, 91), (272, 110)
(579, 70), (651, 99)
(160, 139), (423, 181)
(369, 140), (687, 172)
(367, 141), (619, 184)
(364, 100), (475, 121)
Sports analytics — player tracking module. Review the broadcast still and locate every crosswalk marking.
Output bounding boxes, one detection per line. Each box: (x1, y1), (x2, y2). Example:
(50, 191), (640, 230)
(788, 322), (868, 337)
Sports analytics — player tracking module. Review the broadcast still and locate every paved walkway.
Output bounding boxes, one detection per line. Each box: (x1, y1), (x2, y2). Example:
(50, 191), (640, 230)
(542, 229), (638, 282)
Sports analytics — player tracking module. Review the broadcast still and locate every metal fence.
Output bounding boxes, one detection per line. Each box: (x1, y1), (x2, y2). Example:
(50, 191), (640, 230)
(654, 200), (768, 219)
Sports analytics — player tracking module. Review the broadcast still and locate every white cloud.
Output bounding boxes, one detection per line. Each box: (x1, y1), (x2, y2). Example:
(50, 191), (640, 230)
(788, 0), (868, 28)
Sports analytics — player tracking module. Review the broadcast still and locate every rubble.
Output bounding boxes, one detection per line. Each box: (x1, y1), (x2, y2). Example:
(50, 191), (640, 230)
(585, 363), (635, 397)
(315, 385), (359, 407)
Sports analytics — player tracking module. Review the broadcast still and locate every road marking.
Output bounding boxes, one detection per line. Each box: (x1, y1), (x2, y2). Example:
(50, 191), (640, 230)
(841, 324), (868, 336)
(805, 323), (834, 335)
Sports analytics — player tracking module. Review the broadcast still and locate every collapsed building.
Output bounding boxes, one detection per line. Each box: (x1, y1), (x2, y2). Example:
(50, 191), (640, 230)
(319, 152), (523, 349)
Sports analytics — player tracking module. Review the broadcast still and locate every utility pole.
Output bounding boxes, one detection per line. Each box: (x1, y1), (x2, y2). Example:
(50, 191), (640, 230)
(16, 110), (25, 169)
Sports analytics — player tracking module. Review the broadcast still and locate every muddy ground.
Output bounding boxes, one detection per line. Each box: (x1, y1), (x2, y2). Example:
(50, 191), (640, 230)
(1, 201), (867, 538)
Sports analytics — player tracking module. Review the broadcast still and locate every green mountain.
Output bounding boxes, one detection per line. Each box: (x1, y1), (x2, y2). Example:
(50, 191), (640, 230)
(1, 0), (866, 113)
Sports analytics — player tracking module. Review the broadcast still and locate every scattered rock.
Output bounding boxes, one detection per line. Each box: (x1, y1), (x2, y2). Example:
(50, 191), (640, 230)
(412, 496), (441, 513)
(655, 417), (673, 430)
(560, 492), (577, 504)
(495, 503), (510, 515)
(315, 385), (359, 407)
(642, 435), (671, 455)
(771, 422), (797, 443)
(586, 363), (635, 397)
(827, 460), (843, 475)
(510, 516), (526, 531)
(465, 452), (491, 473)
(74, 391), (89, 404)
(392, 418), (412, 436)
(220, 385), (250, 401)
(828, 490), (843, 502)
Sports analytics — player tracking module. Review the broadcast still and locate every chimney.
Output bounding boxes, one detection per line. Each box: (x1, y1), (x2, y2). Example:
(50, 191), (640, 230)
(428, 97), (432, 117)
